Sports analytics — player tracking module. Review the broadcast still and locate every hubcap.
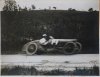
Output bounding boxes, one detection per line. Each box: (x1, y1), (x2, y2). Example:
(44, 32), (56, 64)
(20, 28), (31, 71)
(64, 43), (75, 53)
(28, 44), (36, 53)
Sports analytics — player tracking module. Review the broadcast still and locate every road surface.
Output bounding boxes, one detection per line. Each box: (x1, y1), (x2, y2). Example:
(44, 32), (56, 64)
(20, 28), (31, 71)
(1, 54), (99, 71)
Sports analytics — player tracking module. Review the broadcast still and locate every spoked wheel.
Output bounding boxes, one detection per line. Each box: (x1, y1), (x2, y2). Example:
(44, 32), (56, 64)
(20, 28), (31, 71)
(75, 42), (82, 53)
(63, 42), (77, 55)
(26, 43), (38, 55)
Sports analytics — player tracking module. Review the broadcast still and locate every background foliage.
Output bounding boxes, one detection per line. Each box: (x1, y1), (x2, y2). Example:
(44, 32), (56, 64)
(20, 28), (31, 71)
(1, 0), (99, 54)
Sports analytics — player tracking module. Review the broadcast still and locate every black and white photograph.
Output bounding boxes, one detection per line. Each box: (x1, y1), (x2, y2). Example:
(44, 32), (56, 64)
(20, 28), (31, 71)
(0, 0), (99, 76)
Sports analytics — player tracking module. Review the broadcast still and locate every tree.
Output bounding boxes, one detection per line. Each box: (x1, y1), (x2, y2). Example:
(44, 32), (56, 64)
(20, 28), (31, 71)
(53, 7), (56, 10)
(68, 8), (73, 11)
(68, 8), (76, 11)
(3, 0), (18, 11)
(88, 8), (93, 12)
(31, 5), (36, 10)
(17, 5), (22, 11)
(23, 6), (28, 11)
(49, 6), (51, 10)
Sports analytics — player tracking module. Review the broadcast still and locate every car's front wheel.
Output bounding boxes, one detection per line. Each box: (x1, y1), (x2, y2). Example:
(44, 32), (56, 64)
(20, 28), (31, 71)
(25, 43), (38, 55)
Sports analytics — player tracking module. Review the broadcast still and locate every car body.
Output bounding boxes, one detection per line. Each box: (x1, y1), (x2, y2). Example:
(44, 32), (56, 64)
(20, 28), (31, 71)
(22, 39), (82, 55)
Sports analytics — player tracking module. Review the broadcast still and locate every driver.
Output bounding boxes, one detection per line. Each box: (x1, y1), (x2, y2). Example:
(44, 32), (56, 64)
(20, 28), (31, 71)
(39, 34), (49, 45)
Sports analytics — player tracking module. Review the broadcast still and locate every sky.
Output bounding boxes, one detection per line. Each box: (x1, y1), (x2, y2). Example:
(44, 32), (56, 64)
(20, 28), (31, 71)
(0, 0), (99, 11)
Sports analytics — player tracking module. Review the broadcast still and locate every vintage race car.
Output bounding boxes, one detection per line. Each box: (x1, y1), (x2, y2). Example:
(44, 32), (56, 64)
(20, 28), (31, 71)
(22, 39), (82, 55)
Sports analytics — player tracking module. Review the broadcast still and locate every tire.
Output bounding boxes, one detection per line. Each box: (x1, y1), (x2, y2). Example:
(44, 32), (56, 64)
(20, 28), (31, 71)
(75, 42), (82, 53)
(63, 42), (77, 55)
(25, 43), (38, 55)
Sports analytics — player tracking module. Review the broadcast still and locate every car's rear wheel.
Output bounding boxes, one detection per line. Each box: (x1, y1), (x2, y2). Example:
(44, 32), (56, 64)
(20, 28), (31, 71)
(63, 42), (76, 55)
(26, 43), (38, 55)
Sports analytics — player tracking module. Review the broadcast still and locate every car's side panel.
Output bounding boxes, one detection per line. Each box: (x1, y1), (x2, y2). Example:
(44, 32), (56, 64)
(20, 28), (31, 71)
(22, 39), (81, 55)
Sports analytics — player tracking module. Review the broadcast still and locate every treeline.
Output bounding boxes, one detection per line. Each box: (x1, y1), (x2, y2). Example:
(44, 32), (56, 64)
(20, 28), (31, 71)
(1, 10), (99, 54)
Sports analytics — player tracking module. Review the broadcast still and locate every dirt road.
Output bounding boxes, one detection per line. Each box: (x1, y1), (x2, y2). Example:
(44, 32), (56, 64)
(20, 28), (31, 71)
(1, 54), (99, 71)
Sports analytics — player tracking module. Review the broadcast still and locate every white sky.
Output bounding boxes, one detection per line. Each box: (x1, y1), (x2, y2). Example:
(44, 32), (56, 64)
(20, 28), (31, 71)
(0, 0), (99, 11)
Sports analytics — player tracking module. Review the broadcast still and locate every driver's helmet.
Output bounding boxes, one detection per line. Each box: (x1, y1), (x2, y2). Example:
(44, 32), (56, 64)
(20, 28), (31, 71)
(42, 34), (47, 37)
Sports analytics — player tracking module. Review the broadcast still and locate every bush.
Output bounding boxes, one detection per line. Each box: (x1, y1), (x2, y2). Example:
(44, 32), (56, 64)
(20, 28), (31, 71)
(1, 66), (99, 75)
